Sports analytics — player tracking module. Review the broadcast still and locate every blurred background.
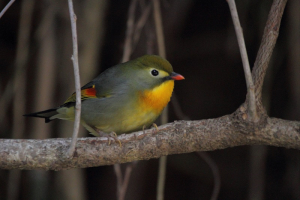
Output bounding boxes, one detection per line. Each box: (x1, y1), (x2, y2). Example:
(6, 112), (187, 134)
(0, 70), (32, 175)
(0, 0), (299, 199)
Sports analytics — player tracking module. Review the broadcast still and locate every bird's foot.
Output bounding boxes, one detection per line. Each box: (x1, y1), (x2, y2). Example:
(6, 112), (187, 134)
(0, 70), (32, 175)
(96, 129), (122, 147)
(151, 123), (159, 134)
(108, 132), (122, 147)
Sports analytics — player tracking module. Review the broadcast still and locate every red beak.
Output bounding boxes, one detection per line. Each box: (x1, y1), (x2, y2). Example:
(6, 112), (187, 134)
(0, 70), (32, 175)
(170, 72), (185, 80)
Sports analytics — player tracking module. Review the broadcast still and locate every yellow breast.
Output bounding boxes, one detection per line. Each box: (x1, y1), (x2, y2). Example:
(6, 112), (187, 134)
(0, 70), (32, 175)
(138, 80), (175, 114)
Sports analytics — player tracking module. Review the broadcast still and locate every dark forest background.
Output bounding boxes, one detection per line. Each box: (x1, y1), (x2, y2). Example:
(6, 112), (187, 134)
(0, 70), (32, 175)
(0, 0), (299, 199)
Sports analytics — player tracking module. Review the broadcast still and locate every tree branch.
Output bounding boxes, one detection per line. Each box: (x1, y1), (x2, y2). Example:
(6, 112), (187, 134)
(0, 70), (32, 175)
(1, 115), (299, 170)
(252, 0), (287, 102)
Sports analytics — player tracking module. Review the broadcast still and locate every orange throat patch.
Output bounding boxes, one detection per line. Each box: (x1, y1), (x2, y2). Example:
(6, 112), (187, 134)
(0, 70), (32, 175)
(138, 80), (175, 114)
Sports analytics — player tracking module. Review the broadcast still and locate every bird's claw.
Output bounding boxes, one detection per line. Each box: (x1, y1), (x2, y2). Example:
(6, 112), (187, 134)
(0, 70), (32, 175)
(151, 123), (159, 134)
(96, 129), (122, 147)
(108, 132), (122, 147)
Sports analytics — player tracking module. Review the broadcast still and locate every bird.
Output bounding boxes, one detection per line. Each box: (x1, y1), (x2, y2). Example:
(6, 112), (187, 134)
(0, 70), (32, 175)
(24, 55), (184, 141)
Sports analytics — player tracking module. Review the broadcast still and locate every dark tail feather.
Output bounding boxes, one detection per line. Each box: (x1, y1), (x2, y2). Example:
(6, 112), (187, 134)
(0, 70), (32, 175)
(23, 108), (59, 123)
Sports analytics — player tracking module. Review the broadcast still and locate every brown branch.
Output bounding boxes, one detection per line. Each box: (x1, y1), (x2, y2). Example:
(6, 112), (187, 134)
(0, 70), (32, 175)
(252, 0), (287, 102)
(0, 115), (299, 170)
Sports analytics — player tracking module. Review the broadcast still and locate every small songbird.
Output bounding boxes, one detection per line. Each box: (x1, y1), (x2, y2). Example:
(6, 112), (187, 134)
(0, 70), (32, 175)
(24, 55), (184, 139)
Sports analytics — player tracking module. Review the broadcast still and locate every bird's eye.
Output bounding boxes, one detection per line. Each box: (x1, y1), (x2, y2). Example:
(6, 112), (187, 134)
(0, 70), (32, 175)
(151, 69), (159, 76)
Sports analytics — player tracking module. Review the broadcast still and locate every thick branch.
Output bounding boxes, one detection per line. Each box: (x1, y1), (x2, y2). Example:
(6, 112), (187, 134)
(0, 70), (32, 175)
(252, 0), (287, 101)
(1, 115), (299, 170)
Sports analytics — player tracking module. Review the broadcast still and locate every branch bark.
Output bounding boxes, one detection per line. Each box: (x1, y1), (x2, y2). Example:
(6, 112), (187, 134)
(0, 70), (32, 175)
(1, 115), (299, 170)
(252, 0), (288, 102)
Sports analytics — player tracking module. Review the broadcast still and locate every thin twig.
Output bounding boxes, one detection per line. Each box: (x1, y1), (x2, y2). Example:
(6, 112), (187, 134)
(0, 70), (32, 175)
(0, 0), (21, 124)
(114, 164), (123, 199)
(248, 146), (267, 200)
(153, 0), (166, 58)
(132, 2), (152, 50)
(157, 155), (167, 200)
(227, 0), (258, 121)
(119, 161), (138, 200)
(121, 0), (138, 63)
(153, 0), (168, 199)
(140, 0), (155, 55)
(67, 0), (81, 158)
(196, 152), (221, 200)
(7, 1), (34, 199)
(115, 1), (139, 199)
(0, 0), (15, 19)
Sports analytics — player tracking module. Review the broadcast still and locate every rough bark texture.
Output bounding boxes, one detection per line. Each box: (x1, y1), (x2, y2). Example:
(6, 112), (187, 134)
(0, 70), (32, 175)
(1, 113), (299, 170)
(252, 0), (288, 101)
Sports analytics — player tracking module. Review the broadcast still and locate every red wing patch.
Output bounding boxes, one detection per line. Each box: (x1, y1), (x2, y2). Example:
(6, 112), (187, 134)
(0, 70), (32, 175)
(82, 87), (97, 98)
(64, 85), (97, 104)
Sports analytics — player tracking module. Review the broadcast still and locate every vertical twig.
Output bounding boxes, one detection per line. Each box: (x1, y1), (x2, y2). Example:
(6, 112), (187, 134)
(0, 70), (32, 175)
(118, 162), (138, 200)
(227, 0), (258, 121)
(153, 0), (166, 58)
(248, 146), (267, 200)
(114, 1), (140, 199)
(157, 155), (167, 200)
(0, 0), (15, 19)
(121, 0), (138, 63)
(153, 1), (167, 200)
(114, 164), (123, 198)
(67, 0), (81, 158)
(132, 2), (152, 52)
(7, 1), (34, 199)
